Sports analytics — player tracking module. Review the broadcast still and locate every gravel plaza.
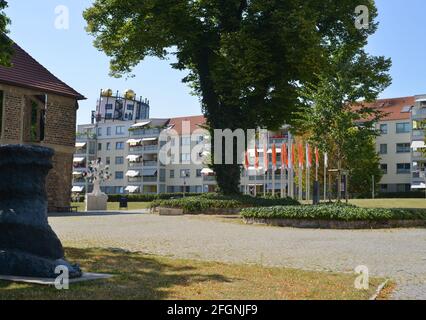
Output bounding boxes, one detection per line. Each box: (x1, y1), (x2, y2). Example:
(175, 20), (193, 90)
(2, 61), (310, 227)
(49, 211), (426, 300)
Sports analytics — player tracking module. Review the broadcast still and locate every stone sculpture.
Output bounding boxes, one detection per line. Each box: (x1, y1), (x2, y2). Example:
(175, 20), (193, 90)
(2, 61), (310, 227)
(0, 145), (82, 278)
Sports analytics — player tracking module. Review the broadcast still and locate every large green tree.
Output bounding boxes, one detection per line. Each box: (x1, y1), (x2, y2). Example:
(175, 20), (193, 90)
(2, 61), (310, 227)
(84, 0), (380, 194)
(296, 44), (391, 200)
(0, 0), (12, 66)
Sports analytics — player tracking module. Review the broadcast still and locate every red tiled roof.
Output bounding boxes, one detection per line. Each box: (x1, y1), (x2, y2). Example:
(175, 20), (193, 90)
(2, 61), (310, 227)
(0, 42), (85, 100)
(169, 115), (207, 134)
(361, 96), (415, 121)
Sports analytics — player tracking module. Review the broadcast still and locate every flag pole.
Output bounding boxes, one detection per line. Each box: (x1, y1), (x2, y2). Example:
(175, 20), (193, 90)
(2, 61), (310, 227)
(324, 153), (328, 201)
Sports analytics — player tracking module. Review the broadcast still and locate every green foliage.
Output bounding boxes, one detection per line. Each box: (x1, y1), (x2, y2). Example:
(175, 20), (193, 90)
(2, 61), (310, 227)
(106, 193), (202, 203)
(84, 0), (381, 195)
(150, 193), (300, 213)
(346, 137), (383, 197)
(241, 204), (426, 221)
(0, 0), (12, 66)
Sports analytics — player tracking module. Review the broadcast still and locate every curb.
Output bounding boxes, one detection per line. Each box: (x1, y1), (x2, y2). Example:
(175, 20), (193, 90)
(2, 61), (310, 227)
(369, 279), (390, 300)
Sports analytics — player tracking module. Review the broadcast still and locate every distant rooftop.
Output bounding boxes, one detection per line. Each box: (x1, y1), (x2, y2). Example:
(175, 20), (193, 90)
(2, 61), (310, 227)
(361, 96), (415, 121)
(0, 41), (85, 100)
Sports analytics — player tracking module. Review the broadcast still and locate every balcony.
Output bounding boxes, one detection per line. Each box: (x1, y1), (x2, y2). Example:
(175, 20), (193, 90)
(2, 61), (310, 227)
(143, 160), (158, 167)
(130, 128), (162, 137)
(412, 108), (426, 120)
(203, 176), (216, 182)
(143, 176), (158, 183)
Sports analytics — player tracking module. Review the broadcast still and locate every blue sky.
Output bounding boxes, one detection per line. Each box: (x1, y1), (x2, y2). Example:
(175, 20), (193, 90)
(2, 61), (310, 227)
(4, 0), (426, 124)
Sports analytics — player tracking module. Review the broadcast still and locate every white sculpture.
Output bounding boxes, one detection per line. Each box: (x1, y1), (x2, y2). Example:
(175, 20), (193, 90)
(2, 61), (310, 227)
(84, 158), (111, 211)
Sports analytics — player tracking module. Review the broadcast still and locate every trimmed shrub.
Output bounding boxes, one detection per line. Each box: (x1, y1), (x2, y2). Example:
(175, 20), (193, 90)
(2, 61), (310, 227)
(150, 193), (300, 213)
(241, 203), (426, 221)
(107, 193), (201, 203)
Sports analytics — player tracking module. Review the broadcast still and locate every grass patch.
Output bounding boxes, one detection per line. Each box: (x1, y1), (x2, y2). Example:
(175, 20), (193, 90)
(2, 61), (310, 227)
(71, 202), (152, 212)
(0, 248), (389, 300)
(241, 203), (426, 221)
(349, 198), (426, 209)
(150, 193), (300, 213)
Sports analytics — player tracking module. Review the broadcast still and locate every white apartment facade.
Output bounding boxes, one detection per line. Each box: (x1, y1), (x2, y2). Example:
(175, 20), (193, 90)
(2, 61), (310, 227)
(73, 91), (426, 197)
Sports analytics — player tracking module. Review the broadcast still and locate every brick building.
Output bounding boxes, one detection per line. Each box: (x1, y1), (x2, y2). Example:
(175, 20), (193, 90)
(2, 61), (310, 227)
(0, 41), (85, 211)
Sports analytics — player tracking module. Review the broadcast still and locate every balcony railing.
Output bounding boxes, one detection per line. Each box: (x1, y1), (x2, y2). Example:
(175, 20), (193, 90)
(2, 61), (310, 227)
(143, 176), (158, 183)
(203, 176), (216, 182)
(143, 161), (158, 167)
(130, 128), (162, 137)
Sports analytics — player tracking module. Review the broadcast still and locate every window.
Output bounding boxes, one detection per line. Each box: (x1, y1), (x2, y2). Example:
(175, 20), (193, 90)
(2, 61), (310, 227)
(116, 126), (125, 135)
(396, 122), (410, 133)
(396, 143), (410, 153)
(380, 164), (388, 174)
(26, 99), (45, 143)
(115, 156), (124, 165)
(116, 142), (125, 150)
(105, 103), (113, 110)
(170, 170), (175, 178)
(181, 153), (191, 162)
(106, 157), (111, 165)
(97, 127), (102, 137)
(181, 137), (191, 145)
(115, 171), (124, 180)
(127, 104), (134, 111)
(0, 91), (3, 136)
(180, 169), (190, 178)
(380, 184), (388, 192)
(106, 142), (111, 150)
(105, 113), (113, 119)
(379, 124), (388, 134)
(98, 143), (102, 151)
(196, 169), (202, 177)
(379, 144), (387, 155)
(107, 127), (111, 136)
(396, 184), (411, 193)
(397, 163), (411, 174)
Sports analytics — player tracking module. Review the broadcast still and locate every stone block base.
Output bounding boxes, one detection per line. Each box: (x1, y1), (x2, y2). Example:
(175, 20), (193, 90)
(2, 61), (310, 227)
(85, 193), (108, 211)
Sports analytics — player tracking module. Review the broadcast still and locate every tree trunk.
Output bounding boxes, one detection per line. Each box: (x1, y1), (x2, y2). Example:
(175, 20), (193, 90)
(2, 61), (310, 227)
(195, 47), (242, 195)
(213, 163), (241, 195)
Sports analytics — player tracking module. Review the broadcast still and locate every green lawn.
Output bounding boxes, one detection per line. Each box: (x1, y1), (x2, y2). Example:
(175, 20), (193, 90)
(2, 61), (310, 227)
(71, 202), (151, 212)
(300, 199), (426, 209)
(349, 198), (426, 209)
(0, 248), (392, 300)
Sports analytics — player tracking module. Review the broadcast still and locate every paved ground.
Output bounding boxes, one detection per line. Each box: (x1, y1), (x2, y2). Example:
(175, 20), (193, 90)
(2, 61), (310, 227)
(49, 212), (426, 300)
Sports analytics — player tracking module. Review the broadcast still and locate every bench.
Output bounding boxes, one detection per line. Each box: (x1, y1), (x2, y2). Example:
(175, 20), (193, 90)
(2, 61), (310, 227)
(56, 206), (79, 213)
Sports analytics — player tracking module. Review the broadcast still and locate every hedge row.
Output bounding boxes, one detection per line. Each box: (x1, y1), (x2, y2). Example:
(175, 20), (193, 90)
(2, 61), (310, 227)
(240, 203), (426, 221)
(107, 193), (201, 202)
(150, 193), (300, 213)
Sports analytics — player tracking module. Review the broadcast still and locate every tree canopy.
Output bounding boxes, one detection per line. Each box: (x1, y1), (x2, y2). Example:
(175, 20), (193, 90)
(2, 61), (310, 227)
(0, 0), (12, 66)
(84, 0), (383, 194)
(296, 43), (391, 199)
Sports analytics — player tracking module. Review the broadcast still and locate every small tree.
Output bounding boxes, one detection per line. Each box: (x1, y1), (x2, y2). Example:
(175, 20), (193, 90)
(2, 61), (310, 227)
(0, 0), (12, 66)
(297, 45), (391, 200)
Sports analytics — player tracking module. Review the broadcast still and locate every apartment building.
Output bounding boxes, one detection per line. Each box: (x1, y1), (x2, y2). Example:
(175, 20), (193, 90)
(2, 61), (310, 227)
(73, 91), (426, 196)
(368, 97), (414, 193)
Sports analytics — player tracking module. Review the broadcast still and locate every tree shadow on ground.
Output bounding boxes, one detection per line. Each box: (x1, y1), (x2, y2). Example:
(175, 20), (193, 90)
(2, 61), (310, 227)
(0, 247), (232, 300)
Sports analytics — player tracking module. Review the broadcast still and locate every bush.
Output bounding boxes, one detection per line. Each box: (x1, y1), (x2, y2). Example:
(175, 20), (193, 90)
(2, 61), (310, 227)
(150, 193), (300, 213)
(107, 193), (202, 203)
(241, 203), (426, 221)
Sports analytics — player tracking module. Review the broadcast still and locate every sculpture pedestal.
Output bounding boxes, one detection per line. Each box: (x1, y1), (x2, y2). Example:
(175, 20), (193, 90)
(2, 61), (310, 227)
(0, 145), (82, 279)
(85, 193), (108, 211)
